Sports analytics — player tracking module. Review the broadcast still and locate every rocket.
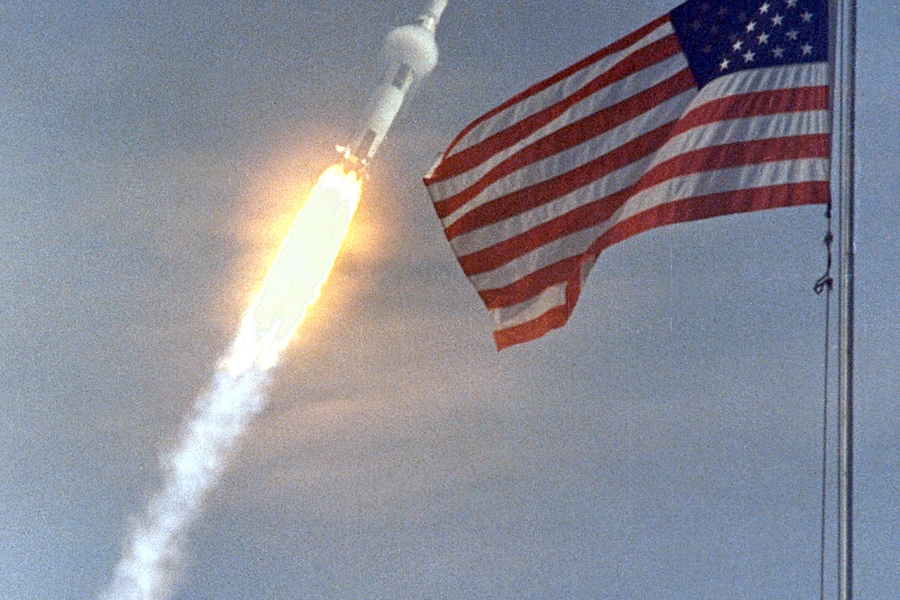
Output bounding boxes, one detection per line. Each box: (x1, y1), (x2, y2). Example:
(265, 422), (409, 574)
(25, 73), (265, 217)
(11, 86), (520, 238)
(337, 0), (448, 168)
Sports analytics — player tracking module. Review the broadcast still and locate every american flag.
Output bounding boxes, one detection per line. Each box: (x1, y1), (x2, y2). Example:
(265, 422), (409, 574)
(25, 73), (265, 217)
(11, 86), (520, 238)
(423, 0), (831, 349)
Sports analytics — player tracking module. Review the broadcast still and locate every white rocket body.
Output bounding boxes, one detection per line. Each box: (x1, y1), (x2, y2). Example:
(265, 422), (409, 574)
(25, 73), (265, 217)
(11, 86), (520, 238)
(338, 0), (448, 167)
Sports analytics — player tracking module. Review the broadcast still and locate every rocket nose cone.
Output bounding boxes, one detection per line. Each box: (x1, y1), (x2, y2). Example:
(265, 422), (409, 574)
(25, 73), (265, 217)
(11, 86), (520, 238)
(427, 0), (448, 20)
(417, 0), (448, 32)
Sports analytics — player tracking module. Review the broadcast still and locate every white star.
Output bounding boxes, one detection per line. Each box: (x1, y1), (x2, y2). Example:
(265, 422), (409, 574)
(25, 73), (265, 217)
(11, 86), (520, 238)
(801, 43), (813, 55)
(733, 39), (744, 51)
(720, 57), (731, 71)
(772, 13), (784, 26)
(786, 29), (799, 40)
(744, 49), (756, 62)
(746, 20), (757, 32)
(802, 10), (813, 22)
(757, 31), (770, 44)
(773, 46), (785, 58)
(759, 2), (771, 13)
(787, 0), (799, 7)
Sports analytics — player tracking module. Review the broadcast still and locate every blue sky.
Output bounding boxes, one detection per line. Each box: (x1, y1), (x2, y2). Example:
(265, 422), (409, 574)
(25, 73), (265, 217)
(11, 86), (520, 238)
(1, 1), (898, 598)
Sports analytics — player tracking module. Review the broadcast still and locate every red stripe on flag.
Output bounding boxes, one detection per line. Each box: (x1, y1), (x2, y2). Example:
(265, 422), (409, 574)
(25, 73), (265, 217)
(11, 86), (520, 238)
(457, 134), (829, 276)
(589, 180), (830, 254)
(444, 122), (679, 240)
(427, 34), (686, 183)
(433, 15), (672, 165)
(493, 305), (571, 350)
(479, 254), (583, 310)
(636, 133), (830, 194)
(460, 185), (632, 277)
(671, 85), (830, 137)
(433, 68), (695, 219)
(481, 180), (829, 313)
(493, 258), (588, 350)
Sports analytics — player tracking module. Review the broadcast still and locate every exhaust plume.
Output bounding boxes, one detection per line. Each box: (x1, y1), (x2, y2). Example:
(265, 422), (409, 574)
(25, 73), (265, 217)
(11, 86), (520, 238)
(100, 368), (268, 600)
(100, 165), (362, 600)
(101, 1), (449, 596)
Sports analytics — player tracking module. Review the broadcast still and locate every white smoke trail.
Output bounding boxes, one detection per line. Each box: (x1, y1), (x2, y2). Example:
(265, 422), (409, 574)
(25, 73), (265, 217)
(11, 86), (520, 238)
(97, 2), (449, 586)
(100, 163), (362, 600)
(100, 365), (269, 600)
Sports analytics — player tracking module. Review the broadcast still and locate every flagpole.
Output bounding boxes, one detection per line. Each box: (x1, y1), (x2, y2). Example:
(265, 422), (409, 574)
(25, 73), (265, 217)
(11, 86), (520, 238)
(836, 0), (857, 598)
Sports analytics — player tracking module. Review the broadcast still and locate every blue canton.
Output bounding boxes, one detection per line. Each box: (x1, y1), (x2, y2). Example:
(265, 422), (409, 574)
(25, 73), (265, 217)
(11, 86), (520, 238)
(671, 0), (828, 89)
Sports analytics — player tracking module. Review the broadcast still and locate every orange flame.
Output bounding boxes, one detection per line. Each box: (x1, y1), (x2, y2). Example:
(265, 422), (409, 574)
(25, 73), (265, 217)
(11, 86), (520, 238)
(225, 164), (362, 374)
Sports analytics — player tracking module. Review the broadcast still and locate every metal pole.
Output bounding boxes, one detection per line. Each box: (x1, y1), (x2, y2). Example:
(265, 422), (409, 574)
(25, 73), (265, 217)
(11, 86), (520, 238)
(837, 0), (857, 598)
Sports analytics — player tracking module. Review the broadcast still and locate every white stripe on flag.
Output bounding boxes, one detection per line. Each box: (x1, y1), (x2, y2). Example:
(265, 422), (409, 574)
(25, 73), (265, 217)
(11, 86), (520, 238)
(447, 21), (677, 157)
(447, 107), (827, 259)
(430, 52), (691, 205)
(620, 157), (830, 222)
(423, 7), (831, 349)
(440, 88), (696, 231)
(468, 157), (829, 294)
(489, 282), (568, 330)
(695, 62), (827, 99)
